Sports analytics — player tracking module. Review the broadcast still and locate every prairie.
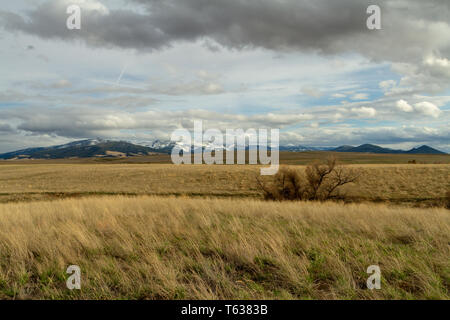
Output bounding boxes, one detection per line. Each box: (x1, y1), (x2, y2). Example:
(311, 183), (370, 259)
(0, 156), (448, 300)
(0, 163), (448, 206)
(0, 196), (448, 300)
(1, 151), (449, 165)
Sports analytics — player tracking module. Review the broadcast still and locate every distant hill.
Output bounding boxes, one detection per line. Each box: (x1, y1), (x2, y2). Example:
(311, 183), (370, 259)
(0, 140), (446, 160)
(0, 139), (165, 160)
(332, 144), (446, 155)
(405, 145), (446, 154)
(332, 145), (356, 152)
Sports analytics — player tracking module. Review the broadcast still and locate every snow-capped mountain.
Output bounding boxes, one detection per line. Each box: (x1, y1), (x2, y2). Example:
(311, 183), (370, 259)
(0, 139), (445, 160)
(145, 139), (175, 149)
(279, 144), (334, 152)
(54, 139), (106, 149)
(0, 139), (163, 159)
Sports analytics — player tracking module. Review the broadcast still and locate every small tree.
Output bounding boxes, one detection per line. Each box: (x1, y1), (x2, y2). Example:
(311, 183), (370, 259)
(257, 157), (360, 201)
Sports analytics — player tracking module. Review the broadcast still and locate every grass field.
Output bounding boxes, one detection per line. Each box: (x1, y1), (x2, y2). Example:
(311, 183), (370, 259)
(0, 153), (449, 300)
(0, 196), (448, 300)
(0, 162), (449, 206)
(2, 151), (449, 165)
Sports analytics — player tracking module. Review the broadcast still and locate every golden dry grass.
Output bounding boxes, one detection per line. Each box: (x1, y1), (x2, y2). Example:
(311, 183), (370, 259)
(3, 151), (448, 165)
(0, 163), (448, 206)
(0, 196), (448, 300)
(278, 151), (450, 165)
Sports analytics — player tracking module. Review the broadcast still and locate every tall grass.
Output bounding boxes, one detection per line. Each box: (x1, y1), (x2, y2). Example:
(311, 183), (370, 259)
(0, 196), (448, 299)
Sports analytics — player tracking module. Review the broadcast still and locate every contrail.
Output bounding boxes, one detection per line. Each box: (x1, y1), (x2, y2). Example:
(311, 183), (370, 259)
(116, 63), (128, 85)
(88, 63), (147, 90)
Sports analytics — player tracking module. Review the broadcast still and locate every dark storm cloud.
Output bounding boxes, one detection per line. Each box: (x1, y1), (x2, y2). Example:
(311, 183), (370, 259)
(0, 1), (168, 50)
(0, 123), (14, 132)
(0, 0), (449, 64)
(139, 0), (371, 51)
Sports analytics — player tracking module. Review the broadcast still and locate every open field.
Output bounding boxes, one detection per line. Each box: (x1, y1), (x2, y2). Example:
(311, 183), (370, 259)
(2, 151), (449, 165)
(278, 151), (450, 165)
(0, 163), (449, 206)
(0, 196), (448, 300)
(0, 155), (448, 300)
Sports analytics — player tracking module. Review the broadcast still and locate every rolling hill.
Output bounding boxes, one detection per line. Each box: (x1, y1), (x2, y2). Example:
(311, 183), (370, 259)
(0, 139), (164, 160)
(332, 144), (446, 154)
(0, 140), (446, 160)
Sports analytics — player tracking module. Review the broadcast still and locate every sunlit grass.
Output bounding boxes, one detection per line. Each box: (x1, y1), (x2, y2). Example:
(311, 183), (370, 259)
(0, 196), (448, 300)
(0, 163), (448, 206)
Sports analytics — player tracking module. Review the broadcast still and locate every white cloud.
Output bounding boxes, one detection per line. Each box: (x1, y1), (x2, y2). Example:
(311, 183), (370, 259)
(396, 99), (413, 112)
(379, 80), (397, 90)
(396, 99), (442, 118)
(350, 93), (369, 100)
(252, 113), (314, 126)
(333, 113), (343, 122)
(424, 55), (450, 68)
(413, 101), (442, 118)
(204, 83), (223, 94)
(351, 106), (377, 118)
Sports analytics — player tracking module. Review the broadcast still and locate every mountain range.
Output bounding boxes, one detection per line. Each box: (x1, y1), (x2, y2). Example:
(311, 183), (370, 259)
(0, 140), (446, 160)
(332, 144), (446, 154)
(0, 139), (163, 160)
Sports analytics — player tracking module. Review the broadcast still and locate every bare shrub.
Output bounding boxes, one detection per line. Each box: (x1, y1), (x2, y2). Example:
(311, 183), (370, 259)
(257, 167), (304, 201)
(257, 157), (360, 201)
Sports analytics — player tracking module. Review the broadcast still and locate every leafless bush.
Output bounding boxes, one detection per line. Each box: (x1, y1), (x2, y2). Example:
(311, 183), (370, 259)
(257, 157), (360, 201)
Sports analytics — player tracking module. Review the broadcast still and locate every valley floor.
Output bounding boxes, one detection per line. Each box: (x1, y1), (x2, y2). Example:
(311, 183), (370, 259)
(0, 163), (449, 207)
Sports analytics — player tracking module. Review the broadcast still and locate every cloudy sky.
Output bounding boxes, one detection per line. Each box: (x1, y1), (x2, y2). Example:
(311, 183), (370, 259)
(0, 0), (449, 153)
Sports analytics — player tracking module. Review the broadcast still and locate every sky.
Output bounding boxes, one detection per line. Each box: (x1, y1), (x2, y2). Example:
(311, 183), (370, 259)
(0, 0), (449, 153)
